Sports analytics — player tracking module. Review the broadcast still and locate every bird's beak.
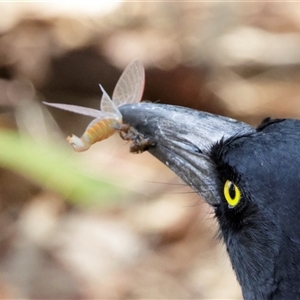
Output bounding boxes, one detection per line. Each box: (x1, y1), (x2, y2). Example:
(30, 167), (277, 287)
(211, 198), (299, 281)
(119, 103), (255, 206)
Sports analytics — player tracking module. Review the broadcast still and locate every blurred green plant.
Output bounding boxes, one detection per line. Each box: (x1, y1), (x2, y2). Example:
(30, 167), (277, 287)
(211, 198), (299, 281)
(0, 129), (123, 205)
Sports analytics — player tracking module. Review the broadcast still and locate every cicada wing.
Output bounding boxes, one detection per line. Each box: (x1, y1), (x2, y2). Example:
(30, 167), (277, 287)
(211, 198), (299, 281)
(99, 85), (122, 120)
(43, 102), (106, 119)
(112, 59), (145, 107)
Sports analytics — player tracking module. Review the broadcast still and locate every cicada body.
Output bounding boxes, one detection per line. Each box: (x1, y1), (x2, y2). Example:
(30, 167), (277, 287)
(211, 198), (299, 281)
(67, 118), (120, 152)
(44, 59), (145, 152)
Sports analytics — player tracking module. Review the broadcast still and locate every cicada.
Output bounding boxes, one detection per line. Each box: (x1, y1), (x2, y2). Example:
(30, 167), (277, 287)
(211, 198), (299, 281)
(44, 59), (145, 152)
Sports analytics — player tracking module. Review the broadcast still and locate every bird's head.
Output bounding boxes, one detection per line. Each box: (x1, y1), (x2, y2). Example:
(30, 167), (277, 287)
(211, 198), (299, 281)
(119, 103), (300, 299)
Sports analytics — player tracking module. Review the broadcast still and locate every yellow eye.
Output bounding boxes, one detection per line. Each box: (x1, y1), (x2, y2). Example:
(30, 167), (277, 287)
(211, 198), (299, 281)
(224, 180), (241, 207)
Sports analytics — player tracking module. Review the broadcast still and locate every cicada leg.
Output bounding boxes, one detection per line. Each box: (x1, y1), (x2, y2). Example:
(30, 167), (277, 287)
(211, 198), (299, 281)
(111, 123), (133, 140)
(112, 123), (156, 153)
(129, 137), (156, 153)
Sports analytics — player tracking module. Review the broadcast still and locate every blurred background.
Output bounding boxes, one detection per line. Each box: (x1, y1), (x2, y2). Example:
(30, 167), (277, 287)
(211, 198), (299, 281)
(0, 1), (300, 298)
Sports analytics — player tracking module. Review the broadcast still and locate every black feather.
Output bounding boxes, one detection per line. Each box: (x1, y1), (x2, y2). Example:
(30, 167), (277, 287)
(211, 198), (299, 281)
(210, 119), (300, 299)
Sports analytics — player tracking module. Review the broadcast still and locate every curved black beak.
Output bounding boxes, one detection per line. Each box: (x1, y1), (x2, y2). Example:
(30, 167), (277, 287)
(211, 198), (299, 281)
(119, 103), (254, 205)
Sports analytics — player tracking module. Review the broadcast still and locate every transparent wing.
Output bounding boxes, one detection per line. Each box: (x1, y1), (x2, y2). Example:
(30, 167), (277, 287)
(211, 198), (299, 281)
(112, 59), (145, 107)
(43, 101), (116, 119)
(99, 85), (122, 120)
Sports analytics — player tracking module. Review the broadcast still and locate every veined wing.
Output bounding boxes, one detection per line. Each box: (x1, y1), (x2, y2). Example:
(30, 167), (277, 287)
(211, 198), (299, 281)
(99, 85), (122, 120)
(112, 59), (145, 107)
(43, 101), (116, 119)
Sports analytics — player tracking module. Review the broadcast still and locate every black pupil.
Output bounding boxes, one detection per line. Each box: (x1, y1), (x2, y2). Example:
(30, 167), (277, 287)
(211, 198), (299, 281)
(229, 182), (236, 199)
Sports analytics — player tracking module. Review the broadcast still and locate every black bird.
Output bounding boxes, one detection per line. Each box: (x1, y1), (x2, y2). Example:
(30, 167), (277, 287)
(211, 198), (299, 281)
(119, 103), (300, 300)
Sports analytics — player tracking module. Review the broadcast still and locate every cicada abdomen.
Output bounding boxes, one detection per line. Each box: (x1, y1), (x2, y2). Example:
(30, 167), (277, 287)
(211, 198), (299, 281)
(43, 59), (145, 152)
(67, 118), (119, 152)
